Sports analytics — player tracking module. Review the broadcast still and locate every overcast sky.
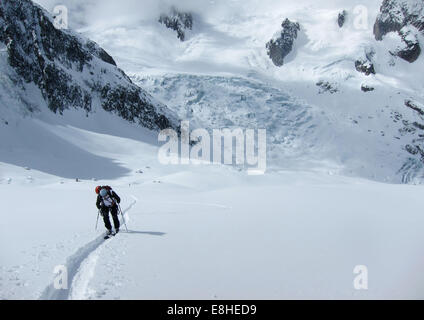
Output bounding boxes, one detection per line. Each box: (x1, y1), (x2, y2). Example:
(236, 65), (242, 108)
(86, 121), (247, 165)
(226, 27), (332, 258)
(33, 0), (377, 32)
(33, 0), (248, 29)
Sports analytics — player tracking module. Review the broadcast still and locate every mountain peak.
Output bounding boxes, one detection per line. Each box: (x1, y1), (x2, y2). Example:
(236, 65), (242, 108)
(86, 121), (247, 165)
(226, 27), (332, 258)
(0, 0), (178, 131)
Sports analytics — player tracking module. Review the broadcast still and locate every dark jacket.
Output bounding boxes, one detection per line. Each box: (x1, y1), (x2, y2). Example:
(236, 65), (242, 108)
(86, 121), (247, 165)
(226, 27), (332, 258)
(96, 190), (121, 209)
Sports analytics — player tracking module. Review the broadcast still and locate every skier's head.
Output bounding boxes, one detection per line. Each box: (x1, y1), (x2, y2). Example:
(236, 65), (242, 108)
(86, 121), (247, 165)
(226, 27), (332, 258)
(95, 186), (101, 194)
(99, 188), (108, 197)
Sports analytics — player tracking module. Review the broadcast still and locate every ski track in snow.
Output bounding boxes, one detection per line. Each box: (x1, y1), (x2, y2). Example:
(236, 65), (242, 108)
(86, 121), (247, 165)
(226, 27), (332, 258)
(39, 198), (137, 300)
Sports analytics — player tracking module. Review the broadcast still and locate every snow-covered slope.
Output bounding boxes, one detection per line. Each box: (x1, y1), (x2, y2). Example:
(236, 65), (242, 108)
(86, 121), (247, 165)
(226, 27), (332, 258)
(2, 119), (424, 300)
(33, 0), (424, 183)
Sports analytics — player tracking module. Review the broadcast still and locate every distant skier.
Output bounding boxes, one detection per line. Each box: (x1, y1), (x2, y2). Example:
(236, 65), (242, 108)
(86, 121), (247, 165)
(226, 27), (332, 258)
(95, 186), (121, 237)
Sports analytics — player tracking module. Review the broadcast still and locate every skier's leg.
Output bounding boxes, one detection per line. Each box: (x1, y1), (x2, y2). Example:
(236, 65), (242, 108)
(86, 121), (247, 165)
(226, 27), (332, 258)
(102, 208), (112, 231)
(111, 206), (120, 231)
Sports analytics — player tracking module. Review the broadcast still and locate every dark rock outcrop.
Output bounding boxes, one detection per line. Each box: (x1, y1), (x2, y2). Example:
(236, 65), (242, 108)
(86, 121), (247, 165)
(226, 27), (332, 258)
(86, 41), (116, 66)
(338, 10), (347, 28)
(398, 98), (424, 180)
(374, 0), (424, 40)
(405, 100), (424, 116)
(266, 19), (300, 67)
(316, 80), (338, 94)
(374, 0), (424, 63)
(361, 84), (375, 92)
(405, 144), (424, 157)
(0, 0), (178, 131)
(159, 7), (193, 41)
(374, 0), (405, 40)
(355, 59), (376, 76)
(392, 27), (421, 62)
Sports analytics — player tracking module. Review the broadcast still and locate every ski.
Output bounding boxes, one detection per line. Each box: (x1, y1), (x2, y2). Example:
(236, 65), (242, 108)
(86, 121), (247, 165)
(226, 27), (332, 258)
(104, 231), (116, 239)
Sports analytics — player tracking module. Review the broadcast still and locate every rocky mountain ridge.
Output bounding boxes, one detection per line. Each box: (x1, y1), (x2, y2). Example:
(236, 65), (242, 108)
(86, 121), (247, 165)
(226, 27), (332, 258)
(0, 0), (179, 131)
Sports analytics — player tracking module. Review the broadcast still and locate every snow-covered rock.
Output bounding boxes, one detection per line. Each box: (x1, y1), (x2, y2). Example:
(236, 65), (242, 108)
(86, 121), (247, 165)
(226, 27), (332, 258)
(374, 0), (424, 39)
(266, 19), (300, 67)
(394, 26), (422, 62)
(355, 58), (376, 76)
(374, 0), (424, 62)
(338, 10), (348, 28)
(0, 0), (178, 131)
(360, 84), (375, 92)
(158, 7), (193, 42)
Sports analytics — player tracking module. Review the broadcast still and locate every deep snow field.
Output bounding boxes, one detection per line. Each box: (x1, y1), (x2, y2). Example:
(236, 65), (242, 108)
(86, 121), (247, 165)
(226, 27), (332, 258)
(1, 109), (424, 300)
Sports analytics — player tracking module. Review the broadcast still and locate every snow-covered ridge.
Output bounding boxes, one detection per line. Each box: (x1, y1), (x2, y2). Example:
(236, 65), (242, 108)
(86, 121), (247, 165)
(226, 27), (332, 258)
(1, 0), (424, 184)
(374, 0), (424, 63)
(374, 0), (424, 40)
(266, 18), (301, 67)
(0, 0), (179, 131)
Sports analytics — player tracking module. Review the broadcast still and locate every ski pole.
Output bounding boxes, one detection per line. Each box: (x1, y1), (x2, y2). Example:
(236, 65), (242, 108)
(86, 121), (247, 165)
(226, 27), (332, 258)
(118, 204), (128, 232)
(95, 210), (100, 230)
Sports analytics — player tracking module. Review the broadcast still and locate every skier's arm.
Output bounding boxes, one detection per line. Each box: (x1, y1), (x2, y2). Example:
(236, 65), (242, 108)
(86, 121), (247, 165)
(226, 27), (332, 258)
(112, 191), (121, 204)
(96, 195), (102, 209)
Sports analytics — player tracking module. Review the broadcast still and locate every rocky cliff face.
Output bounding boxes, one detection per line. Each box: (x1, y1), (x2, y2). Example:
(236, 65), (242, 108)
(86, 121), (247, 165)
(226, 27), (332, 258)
(338, 10), (347, 28)
(159, 7), (193, 42)
(355, 58), (376, 76)
(374, 0), (424, 63)
(0, 0), (178, 131)
(266, 19), (300, 67)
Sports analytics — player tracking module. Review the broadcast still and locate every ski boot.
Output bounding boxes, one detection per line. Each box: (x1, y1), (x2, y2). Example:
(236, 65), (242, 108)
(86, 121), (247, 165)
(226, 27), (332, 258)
(104, 229), (113, 239)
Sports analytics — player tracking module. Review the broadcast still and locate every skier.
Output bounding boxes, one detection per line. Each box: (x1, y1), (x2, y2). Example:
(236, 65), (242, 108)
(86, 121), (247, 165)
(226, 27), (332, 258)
(95, 186), (121, 237)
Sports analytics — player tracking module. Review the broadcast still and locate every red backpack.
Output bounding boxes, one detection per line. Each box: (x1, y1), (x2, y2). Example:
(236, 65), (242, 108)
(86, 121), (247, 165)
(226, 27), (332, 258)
(95, 185), (112, 195)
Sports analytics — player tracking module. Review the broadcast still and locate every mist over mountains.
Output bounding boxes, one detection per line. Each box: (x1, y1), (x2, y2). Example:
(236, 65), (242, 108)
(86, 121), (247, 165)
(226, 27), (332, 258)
(3, 0), (424, 182)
